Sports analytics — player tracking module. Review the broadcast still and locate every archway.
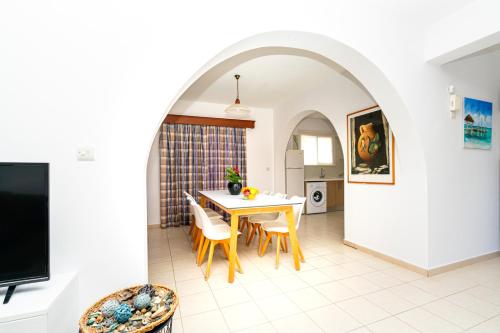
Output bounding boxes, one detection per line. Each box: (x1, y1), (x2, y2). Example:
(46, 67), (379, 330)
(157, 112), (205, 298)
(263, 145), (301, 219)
(285, 110), (346, 238)
(145, 31), (429, 284)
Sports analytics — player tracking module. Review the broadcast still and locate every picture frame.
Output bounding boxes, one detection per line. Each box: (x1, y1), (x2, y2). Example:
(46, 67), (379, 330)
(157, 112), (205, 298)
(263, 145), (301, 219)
(347, 105), (395, 185)
(463, 97), (492, 150)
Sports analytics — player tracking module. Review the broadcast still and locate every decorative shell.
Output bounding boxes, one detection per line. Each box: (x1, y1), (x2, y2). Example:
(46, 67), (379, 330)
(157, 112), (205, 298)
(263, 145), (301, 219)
(134, 293), (151, 310)
(138, 284), (155, 297)
(100, 299), (120, 318)
(114, 303), (133, 324)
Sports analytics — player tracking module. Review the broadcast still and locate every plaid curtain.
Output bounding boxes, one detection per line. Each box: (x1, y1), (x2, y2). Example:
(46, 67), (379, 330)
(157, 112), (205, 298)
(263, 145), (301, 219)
(160, 123), (247, 228)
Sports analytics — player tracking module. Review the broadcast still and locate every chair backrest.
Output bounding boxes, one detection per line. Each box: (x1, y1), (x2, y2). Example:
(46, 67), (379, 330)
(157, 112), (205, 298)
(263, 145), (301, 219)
(289, 196), (306, 229)
(184, 191), (195, 201)
(191, 202), (220, 239)
(187, 197), (203, 229)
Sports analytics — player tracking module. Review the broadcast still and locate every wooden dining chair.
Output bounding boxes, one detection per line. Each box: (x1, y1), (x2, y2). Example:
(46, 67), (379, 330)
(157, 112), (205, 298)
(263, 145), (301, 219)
(259, 196), (306, 268)
(192, 203), (243, 280)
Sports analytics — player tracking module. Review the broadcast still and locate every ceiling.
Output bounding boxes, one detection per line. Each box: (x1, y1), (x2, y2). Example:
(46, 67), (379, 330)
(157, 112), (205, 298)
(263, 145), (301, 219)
(180, 50), (354, 109)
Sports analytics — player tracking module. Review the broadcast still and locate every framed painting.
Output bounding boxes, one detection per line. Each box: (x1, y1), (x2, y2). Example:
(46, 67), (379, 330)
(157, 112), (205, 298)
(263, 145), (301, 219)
(347, 106), (395, 185)
(463, 97), (492, 150)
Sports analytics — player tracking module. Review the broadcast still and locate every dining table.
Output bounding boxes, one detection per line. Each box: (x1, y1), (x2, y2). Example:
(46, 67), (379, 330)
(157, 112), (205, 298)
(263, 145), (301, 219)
(198, 190), (305, 283)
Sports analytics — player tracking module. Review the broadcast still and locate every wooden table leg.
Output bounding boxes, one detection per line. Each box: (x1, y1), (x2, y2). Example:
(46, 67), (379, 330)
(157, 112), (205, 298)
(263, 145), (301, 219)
(228, 214), (239, 283)
(200, 195), (206, 208)
(285, 206), (301, 271)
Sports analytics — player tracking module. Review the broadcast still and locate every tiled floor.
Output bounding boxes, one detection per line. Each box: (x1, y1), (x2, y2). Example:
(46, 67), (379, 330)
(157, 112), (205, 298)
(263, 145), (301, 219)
(148, 212), (500, 333)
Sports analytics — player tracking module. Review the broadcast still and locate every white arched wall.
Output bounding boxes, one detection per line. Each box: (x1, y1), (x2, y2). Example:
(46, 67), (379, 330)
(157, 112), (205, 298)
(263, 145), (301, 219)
(3, 2), (499, 312)
(145, 33), (429, 270)
(272, 66), (428, 268)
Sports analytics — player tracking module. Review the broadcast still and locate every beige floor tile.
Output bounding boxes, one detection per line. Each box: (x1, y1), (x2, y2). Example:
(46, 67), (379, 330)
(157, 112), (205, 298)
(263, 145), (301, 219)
(220, 301), (268, 331)
(364, 289), (415, 315)
(397, 308), (462, 333)
(179, 291), (218, 317)
(271, 313), (323, 333)
(423, 299), (486, 329)
(339, 276), (381, 295)
(254, 294), (302, 321)
(286, 287), (331, 311)
(319, 265), (357, 280)
(182, 309), (230, 333)
(242, 279), (282, 300)
(383, 267), (423, 282)
(314, 281), (358, 303)
(361, 271), (403, 289)
(466, 315), (500, 333)
(174, 266), (204, 282)
(172, 318), (184, 333)
(237, 323), (277, 333)
(466, 285), (500, 306)
(338, 262), (376, 275)
(368, 317), (419, 333)
(271, 274), (309, 292)
(336, 297), (390, 325)
(307, 304), (362, 333)
(388, 283), (437, 305)
(446, 291), (500, 318)
(295, 269), (332, 286)
(175, 277), (211, 297)
(212, 285), (252, 308)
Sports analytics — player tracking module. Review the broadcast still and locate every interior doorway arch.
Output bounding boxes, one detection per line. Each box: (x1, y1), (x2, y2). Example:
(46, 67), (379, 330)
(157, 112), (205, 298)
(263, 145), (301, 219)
(145, 31), (429, 279)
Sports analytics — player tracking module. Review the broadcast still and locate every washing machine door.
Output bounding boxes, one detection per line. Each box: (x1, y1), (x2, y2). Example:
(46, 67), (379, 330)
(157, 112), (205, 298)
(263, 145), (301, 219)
(309, 185), (326, 207)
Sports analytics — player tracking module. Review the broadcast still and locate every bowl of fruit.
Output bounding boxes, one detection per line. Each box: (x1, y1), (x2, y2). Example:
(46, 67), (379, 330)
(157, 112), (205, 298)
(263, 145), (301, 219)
(242, 186), (259, 200)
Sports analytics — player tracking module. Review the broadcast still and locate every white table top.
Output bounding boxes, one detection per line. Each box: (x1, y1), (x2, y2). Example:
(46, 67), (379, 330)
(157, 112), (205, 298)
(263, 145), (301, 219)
(199, 190), (303, 209)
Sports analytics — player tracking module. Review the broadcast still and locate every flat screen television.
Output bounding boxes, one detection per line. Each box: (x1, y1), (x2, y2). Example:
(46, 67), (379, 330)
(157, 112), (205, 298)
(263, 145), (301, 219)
(0, 163), (49, 304)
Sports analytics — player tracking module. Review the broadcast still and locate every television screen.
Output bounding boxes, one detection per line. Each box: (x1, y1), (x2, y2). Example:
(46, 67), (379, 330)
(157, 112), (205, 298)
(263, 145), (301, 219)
(0, 163), (49, 287)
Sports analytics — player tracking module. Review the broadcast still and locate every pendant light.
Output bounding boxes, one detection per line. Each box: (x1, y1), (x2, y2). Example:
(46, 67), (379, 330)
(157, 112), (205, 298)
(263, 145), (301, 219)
(225, 74), (251, 116)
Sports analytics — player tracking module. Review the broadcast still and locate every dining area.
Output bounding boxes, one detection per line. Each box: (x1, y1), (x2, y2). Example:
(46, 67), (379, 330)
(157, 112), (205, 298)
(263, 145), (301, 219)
(188, 190), (307, 282)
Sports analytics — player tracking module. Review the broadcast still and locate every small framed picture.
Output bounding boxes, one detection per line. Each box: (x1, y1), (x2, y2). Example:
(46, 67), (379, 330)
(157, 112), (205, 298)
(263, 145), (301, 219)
(463, 97), (492, 150)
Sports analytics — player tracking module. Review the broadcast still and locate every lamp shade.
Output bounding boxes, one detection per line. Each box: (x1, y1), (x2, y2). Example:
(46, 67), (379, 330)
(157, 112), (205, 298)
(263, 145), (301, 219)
(225, 102), (251, 116)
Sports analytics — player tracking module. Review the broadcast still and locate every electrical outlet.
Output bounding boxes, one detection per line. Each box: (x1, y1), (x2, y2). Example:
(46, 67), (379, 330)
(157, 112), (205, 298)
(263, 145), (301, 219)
(77, 147), (95, 161)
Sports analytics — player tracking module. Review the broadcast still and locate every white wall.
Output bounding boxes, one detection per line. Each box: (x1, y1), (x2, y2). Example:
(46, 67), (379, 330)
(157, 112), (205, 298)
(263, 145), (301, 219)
(273, 73), (430, 268)
(1, 1), (499, 310)
(146, 131), (160, 225)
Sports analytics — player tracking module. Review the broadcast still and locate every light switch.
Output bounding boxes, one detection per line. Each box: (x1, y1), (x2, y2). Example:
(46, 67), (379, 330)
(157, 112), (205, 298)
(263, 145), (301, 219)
(77, 147), (95, 161)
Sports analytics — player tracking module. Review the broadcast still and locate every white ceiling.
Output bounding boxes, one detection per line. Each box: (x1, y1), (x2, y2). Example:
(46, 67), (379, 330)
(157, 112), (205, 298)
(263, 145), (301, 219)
(180, 51), (355, 109)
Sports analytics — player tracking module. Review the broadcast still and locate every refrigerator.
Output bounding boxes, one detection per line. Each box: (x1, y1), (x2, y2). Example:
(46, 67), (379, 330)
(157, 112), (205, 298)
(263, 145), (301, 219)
(285, 150), (305, 197)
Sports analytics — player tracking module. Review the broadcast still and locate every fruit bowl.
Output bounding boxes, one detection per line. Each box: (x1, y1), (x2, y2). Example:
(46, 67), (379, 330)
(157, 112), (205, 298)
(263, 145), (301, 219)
(242, 186), (259, 200)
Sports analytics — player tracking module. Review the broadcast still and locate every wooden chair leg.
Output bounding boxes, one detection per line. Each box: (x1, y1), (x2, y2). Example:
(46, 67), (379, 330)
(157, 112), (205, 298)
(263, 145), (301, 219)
(276, 234), (281, 268)
(283, 235), (288, 253)
(196, 234), (205, 264)
(260, 233), (272, 256)
(245, 223), (254, 245)
(192, 228), (200, 250)
(235, 254), (243, 273)
(246, 223), (258, 246)
(189, 220), (194, 237)
(221, 241), (229, 259)
(297, 240), (305, 262)
(257, 226), (264, 254)
(198, 238), (210, 266)
(205, 241), (216, 280)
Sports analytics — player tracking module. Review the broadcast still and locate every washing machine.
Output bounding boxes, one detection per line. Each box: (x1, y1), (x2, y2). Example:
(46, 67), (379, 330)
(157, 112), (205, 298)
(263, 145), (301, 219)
(306, 181), (327, 214)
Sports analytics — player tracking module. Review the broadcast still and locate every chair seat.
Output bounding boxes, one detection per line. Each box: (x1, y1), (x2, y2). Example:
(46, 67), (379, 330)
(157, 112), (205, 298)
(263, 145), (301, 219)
(204, 222), (241, 241)
(261, 220), (289, 233)
(210, 218), (228, 226)
(248, 213), (280, 223)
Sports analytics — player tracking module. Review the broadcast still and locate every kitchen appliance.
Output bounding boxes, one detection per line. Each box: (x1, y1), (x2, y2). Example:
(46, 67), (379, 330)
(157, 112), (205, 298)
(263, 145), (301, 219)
(0, 163), (50, 304)
(285, 150), (304, 197)
(306, 181), (327, 214)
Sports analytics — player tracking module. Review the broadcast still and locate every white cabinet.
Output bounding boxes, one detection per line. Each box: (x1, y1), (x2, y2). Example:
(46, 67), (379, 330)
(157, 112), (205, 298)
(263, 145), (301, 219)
(0, 316), (47, 333)
(0, 272), (78, 333)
